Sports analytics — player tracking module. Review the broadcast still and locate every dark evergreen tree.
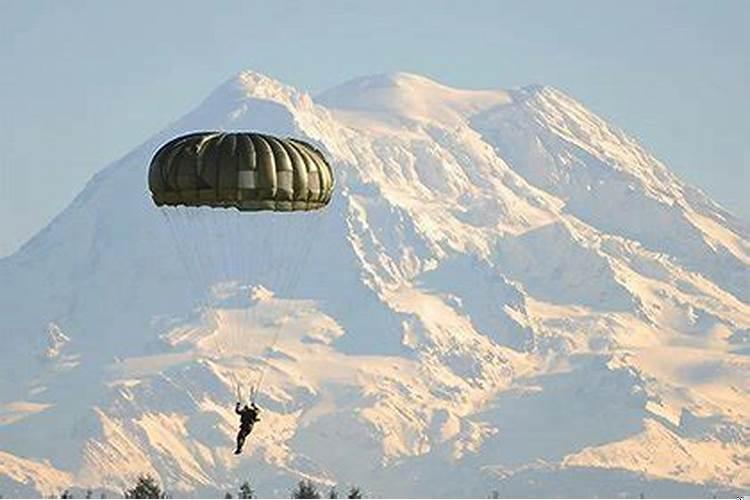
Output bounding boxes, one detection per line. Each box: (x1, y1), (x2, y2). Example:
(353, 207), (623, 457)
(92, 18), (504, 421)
(60, 489), (74, 499)
(346, 486), (362, 499)
(123, 474), (165, 499)
(238, 481), (254, 499)
(224, 492), (233, 499)
(85, 489), (93, 499)
(328, 486), (338, 498)
(291, 480), (320, 499)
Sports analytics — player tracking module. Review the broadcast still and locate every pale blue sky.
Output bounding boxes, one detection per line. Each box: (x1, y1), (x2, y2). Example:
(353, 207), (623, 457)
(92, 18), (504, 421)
(1, 0), (748, 256)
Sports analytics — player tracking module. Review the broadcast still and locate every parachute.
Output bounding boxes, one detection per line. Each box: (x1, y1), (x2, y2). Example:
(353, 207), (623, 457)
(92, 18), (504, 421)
(148, 132), (335, 403)
(149, 132), (334, 211)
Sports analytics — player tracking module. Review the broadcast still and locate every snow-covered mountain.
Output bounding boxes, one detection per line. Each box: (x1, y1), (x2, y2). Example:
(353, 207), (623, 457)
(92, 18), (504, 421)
(0, 70), (748, 498)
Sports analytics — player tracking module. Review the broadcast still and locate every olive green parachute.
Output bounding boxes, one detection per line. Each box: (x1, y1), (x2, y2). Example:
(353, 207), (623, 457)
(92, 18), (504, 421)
(148, 132), (334, 211)
(149, 132), (335, 406)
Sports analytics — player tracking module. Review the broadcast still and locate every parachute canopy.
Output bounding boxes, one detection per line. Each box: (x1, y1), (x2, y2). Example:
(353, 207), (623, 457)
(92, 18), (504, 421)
(148, 132), (334, 211)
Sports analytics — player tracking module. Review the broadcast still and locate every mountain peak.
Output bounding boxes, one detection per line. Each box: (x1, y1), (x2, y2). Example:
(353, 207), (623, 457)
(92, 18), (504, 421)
(181, 69), (317, 134)
(334, 71), (443, 90)
(234, 69), (295, 95)
(316, 71), (512, 125)
(206, 69), (312, 110)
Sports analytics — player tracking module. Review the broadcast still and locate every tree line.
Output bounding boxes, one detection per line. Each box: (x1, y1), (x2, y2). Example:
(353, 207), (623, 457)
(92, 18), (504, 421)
(48, 474), (363, 499)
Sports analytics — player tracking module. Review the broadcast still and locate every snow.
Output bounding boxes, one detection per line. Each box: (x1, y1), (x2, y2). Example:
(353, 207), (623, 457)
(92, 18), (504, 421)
(318, 72), (512, 129)
(0, 70), (748, 497)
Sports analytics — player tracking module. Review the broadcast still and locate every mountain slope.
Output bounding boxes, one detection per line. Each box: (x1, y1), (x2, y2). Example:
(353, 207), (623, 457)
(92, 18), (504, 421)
(0, 71), (747, 497)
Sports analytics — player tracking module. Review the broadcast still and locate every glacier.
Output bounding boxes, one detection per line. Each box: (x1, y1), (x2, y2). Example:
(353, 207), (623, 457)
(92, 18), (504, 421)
(0, 70), (748, 497)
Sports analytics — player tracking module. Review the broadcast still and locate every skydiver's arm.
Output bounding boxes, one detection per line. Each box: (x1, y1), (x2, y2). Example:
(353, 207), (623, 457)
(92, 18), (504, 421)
(235, 402), (242, 415)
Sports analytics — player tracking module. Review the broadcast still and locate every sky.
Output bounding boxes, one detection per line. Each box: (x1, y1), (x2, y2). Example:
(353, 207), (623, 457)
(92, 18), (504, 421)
(0, 0), (748, 257)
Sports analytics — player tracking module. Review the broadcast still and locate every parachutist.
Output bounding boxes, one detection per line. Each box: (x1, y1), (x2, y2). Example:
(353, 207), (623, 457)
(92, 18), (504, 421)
(149, 133), (331, 457)
(234, 401), (260, 455)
